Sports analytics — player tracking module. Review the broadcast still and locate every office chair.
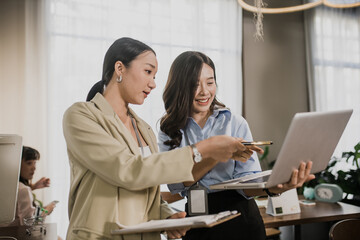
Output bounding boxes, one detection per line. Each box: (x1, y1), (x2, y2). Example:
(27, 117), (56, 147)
(329, 218), (360, 240)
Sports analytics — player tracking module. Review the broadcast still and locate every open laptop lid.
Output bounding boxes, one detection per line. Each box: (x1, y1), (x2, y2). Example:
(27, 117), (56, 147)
(265, 109), (352, 188)
(210, 109), (353, 190)
(0, 134), (22, 224)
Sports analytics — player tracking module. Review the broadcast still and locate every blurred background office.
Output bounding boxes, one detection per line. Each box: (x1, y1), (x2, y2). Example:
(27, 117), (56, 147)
(0, 0), (359, 238)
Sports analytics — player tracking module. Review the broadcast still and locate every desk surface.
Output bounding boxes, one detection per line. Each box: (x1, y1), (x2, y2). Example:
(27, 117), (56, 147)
(0, 223), (57, 240)
(260, 201), (360, 228)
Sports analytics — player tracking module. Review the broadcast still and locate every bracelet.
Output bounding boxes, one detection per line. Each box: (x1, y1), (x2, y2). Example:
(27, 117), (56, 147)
(263, 188), (281, 197)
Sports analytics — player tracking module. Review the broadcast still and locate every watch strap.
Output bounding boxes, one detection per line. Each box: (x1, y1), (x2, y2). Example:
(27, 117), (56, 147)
(263, 188), (281, 197)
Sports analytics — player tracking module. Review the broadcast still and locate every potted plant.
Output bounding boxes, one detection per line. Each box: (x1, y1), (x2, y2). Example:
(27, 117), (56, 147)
(301, 142), (360, 206)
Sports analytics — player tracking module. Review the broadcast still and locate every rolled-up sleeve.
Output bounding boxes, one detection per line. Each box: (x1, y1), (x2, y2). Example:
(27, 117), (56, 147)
(231, 115), (262, 199)
(160, 198), (175, 219)
(232, 116), (262, 180)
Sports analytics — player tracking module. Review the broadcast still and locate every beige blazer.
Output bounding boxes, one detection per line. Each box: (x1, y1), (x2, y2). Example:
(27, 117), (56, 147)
(63, 93), (194, 240)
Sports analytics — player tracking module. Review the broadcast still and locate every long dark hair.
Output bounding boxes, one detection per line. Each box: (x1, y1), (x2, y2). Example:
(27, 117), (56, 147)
(160, 51), (225, 149)
(20, 146), (40, 186)
(86, 37), (156, 101)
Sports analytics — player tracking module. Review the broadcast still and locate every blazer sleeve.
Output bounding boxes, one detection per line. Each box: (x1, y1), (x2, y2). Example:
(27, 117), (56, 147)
(63, 103), (194, 191)
(160, 198), (175, 219)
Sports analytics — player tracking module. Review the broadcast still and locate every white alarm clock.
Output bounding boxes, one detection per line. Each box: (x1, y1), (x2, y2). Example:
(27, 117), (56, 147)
(314, 183), (343, 203)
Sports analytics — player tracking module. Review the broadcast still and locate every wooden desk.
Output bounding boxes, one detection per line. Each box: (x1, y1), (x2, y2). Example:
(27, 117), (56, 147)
(261, 201), (360, 228)
(260, 201), (360, 240)
(0, 223), (57, 240)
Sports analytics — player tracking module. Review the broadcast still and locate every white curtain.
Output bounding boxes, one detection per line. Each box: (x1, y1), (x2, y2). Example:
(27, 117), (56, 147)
(44, 0), (243, 237)
(305, 4), (360, 157)
(0, 0), (50, 217)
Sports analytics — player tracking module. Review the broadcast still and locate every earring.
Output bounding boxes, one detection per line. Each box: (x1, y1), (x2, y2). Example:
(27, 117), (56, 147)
(117, 75), (122, 83)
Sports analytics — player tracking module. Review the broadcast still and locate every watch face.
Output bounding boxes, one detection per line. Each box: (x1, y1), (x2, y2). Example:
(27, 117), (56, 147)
(191, 145), (202, 163)
(316, 187), (333, 200)
(194, 154), (202, 163)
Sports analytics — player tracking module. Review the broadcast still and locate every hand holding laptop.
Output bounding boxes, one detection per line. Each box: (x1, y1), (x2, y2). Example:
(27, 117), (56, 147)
(266, 161), (315, 196)
(210, 109), (352, 192)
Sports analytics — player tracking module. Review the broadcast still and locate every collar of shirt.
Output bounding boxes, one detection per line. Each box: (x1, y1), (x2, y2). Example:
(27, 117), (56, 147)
(184, 108), (230, 145)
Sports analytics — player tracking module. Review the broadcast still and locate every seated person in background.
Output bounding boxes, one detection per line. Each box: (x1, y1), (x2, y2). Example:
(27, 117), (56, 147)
(159, 51), (315, 240)
(6, 146), (57, 226)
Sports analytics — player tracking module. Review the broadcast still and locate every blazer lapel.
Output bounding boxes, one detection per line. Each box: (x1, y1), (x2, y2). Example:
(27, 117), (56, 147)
(128, 108), (157, 154)
(91, 93), (141, 155)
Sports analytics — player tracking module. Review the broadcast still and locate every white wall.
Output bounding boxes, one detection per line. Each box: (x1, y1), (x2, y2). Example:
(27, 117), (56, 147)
(0, 0), (48, 203)
(243, 4), (309, 166)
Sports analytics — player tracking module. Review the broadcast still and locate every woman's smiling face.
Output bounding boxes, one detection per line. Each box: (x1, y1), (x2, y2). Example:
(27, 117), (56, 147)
(191, 63), (217, 116)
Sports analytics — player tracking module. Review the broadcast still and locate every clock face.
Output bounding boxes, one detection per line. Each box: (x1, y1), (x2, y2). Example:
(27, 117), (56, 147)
(316, 187), (333, 200)
(314, 183), (343, 203)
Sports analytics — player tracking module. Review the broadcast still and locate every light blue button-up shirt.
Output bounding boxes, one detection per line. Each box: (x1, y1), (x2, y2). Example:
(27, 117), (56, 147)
(158, 108), (262, 197)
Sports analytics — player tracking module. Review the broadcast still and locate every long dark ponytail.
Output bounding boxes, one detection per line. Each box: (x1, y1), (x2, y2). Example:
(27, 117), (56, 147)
(86, 37), (156, 101)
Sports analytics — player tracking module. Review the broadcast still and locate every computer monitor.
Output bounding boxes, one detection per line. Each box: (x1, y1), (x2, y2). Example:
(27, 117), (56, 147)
(0, 134), (22, 224)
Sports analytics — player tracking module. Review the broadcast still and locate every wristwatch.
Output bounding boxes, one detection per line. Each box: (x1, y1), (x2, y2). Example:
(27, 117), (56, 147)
(263, 188), (281, 197)
(191, 144), (202, 163)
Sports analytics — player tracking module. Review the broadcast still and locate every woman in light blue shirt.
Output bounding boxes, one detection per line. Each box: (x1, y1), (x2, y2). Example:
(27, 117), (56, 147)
(159, 108), (262, 197)
(158, 51), (314, 240)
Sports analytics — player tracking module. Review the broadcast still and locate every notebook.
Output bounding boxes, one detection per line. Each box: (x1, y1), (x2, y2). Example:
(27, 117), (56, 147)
(210, 109), (353, 190)
(111, 211), (240, 235)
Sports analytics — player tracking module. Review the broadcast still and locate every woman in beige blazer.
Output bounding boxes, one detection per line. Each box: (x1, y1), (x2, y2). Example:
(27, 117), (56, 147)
(63, 37), (257, 240)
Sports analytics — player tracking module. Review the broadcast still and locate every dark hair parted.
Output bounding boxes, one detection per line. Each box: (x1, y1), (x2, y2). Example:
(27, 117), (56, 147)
(20, 146), (40, 186)
(160, 51), (225, 149)
(86, 37), (156, 101)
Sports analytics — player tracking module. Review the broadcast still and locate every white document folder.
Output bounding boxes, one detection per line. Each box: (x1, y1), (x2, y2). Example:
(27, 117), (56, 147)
(111, 211), (240, 235)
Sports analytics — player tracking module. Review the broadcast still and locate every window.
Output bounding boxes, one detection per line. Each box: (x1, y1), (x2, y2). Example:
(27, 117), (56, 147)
(44, 0), (243, 237)
(306, 7), (360, 156)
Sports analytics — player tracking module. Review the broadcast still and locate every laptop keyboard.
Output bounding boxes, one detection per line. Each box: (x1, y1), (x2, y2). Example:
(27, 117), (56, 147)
(216, 170), (272, 185)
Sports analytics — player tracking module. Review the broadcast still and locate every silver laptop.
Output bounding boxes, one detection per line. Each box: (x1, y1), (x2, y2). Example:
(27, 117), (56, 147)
(0, 134), (22, 224)
(210, 109), (353, 190)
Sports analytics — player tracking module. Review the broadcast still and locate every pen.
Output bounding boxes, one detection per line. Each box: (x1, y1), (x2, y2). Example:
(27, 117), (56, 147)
(243, 141), (273, 146)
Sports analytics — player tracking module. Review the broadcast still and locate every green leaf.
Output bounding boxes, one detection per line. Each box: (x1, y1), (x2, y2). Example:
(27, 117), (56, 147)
(354, 142), (360, 152)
